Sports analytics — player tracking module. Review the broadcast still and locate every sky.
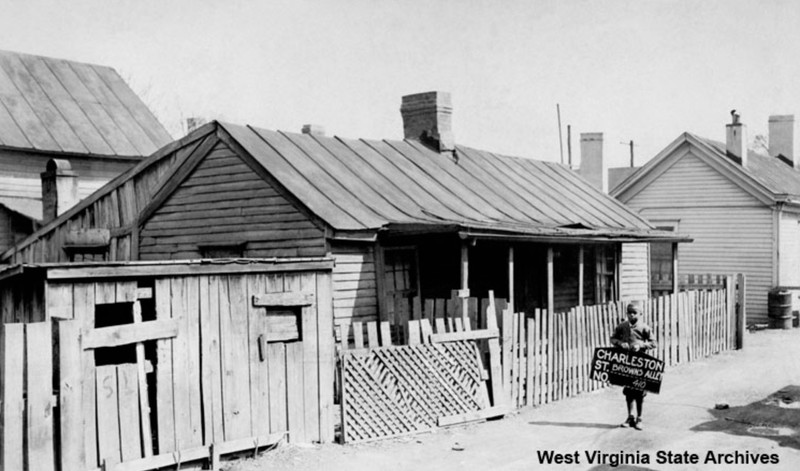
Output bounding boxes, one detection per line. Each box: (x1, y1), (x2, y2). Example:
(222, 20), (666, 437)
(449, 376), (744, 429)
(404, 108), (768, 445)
(2, 0), (800, 169)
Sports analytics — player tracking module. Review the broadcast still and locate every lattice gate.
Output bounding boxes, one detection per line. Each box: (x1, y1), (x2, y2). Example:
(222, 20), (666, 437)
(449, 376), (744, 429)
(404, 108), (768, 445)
(340, 339), (493, 443)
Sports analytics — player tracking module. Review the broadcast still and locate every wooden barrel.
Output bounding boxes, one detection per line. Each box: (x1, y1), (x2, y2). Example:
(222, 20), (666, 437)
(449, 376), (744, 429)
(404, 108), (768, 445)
(768, 289), (793, 330)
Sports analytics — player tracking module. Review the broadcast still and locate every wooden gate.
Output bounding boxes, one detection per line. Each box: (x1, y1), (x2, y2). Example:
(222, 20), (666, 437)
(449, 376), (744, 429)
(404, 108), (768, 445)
(340, 324), (507, 443)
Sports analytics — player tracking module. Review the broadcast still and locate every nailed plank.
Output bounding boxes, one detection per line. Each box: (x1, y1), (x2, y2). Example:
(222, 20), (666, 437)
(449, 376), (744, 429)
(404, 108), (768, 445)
(285, 339), (306, 443)
(407, 320), (421, 345)
(485, 293), (505, 407)
(316, 271), (335, 443)
(252, 292), (314, 307)
(297, 273), (321, 443)
(58, 320), (84, 470)
(199, 275), (222, 444)
(220, 276), (253, 440)
(379, 321), (392, 347)
(46, 282), (73, 319)
(430, 328), (499, 344)
(75, 283), (99, 468)
(1, 324), (24, 471)
(185, 276), (203, 447)
(130, 302), (153, 457)
(247, 273), (271, 437)
(116, 364), (142, 462)
(96, 365), (122, 466)
(154, 278), (176, 453)
(267, 343), (288, 434)
(169, 277), (195, 449)
(83, 319), (178, 349)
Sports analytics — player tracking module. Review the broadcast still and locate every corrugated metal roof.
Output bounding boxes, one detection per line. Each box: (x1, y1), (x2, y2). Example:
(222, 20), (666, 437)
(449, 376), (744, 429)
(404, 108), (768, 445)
(221, 122), (659, 235)
(0, 50), (173, 157)
(696, 136), (800, 197)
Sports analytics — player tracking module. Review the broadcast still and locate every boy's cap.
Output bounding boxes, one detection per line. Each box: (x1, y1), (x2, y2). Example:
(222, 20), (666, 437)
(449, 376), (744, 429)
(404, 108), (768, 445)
(626, 300), (643, 314)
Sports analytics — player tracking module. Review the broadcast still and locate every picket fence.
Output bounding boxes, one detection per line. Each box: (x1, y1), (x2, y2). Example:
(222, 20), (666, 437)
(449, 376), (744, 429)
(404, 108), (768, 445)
(344, 274), (744, 413)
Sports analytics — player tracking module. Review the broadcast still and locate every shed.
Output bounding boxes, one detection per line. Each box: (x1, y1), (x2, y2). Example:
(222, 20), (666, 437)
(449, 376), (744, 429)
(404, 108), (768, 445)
(613, 114), (800, 324)
(1, 91), (686, 337)
(0, 258), (334, 469)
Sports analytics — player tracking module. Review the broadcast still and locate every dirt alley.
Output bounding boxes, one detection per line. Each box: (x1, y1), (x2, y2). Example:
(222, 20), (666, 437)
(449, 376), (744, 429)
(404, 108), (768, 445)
(225, 328), (800, 471)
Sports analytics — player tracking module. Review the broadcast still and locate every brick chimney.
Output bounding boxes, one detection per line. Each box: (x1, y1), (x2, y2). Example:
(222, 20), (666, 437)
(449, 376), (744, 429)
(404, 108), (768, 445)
(579, 132), (607, 193)
(769, 115), (795, 167)
(726, 111), (747, 166)
(400, 91), (454, 152)
(41, 159), (78, 223)
(301, 124), (326, 136)
(186, 117), (207, 133)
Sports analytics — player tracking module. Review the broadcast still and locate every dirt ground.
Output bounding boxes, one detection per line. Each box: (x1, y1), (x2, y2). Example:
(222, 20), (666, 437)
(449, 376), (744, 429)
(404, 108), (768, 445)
(224, 328), (800, 471)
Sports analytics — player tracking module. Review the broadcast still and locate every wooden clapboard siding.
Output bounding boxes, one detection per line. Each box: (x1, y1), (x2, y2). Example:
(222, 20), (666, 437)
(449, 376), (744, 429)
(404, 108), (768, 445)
(620, 243), (649, 301)
(627, 152), (773, 322)
(139, 142), (326, 260)
(3, 131), (212, 264)
(330, 242), (378, 333)
(0, 149), (136, 199)
(779, 212), (800, 287)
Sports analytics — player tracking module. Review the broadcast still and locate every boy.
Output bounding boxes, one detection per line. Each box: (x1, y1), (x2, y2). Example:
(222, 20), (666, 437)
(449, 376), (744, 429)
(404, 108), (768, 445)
(611, 300), (656, 430)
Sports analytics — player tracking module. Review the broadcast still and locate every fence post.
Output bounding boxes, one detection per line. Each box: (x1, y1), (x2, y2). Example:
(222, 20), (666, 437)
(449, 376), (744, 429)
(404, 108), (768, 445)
(736, 274), (746, 349)
(1, 323), (25, 471)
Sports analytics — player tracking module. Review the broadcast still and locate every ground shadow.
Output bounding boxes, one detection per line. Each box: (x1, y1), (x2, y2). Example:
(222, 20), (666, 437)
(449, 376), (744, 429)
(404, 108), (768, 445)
(691, 385), (800, 450)
(528, 420), (618, 430)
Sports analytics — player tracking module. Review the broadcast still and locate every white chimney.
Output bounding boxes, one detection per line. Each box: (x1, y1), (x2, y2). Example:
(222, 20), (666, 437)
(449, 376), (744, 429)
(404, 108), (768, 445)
(41, 159), (78, 223)
(769, 114), (795, 167)
(400, 91), (455, 152)
(726, 111), (747, 166)
(579, 132), (607, 193)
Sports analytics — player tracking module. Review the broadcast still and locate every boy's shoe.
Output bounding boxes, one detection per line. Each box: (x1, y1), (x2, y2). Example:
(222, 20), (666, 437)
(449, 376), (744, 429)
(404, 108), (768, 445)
(620, 416), (635, 428)
(633, 417), (643, 430)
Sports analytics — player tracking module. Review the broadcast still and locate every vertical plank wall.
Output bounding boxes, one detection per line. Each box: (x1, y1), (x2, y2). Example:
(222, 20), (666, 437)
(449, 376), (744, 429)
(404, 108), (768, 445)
(154, 270), (335, 449)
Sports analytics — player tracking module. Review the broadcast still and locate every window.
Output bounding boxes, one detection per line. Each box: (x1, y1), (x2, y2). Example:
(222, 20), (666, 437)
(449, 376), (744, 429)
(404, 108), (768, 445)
(596, 245), (618, 304)
(94, 302), (136, 365)
(199, 242), (246, 258)
(649, 221), (678, 290)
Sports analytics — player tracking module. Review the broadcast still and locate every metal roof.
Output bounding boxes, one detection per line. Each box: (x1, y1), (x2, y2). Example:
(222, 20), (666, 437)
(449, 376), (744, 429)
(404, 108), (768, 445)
(0, 50), (172, 157)
(696, 136), (800, 198)
(0, 196), (41, 221)
(221, 122), (669, 239)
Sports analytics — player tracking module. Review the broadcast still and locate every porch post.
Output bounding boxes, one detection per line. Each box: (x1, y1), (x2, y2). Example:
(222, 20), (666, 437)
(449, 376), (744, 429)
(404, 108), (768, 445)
(672, 242), (679, 294)
(460, 241), (470, 318)
(578, 246), (584, 306)
(547, 246), (554, 313)
(508, 246), (515, 312)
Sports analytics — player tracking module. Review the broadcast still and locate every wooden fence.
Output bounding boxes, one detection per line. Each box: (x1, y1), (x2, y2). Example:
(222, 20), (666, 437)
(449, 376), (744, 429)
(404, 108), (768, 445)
(342, 274), (744, 416)
(501, 287), (741, 409)
(0, 269), (335, 471)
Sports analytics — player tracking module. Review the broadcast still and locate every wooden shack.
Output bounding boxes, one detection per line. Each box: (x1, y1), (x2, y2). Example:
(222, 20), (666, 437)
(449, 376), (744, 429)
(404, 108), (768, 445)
(0, 258), (334, 470)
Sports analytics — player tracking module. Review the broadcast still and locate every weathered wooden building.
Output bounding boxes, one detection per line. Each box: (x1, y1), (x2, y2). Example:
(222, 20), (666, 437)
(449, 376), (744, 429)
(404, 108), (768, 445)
(613, 114), (800, 323)
(1, 91), (685, 335)
(0, 258), (334, 469)
(0, 49), (172, 254)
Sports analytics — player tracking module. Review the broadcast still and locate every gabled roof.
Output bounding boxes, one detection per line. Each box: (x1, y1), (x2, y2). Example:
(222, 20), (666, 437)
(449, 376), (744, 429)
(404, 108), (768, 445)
(0, 197), (41, 221)
(612, 132), (800, 206)
(219, 122), (674, 241)
(2, 121), (684, 262)
(0, 50), (172, 157)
